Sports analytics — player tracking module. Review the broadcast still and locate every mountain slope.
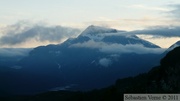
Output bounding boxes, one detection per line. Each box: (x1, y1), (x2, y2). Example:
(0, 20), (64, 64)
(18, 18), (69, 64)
(0, 25), (163, 95)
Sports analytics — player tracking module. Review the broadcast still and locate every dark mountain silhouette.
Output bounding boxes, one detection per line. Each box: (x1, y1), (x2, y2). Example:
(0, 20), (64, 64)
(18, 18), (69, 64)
(1, 46), (180, 101)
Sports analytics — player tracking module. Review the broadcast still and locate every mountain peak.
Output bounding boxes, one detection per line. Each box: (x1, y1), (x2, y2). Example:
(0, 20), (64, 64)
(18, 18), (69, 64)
(80, 25), (118, 36)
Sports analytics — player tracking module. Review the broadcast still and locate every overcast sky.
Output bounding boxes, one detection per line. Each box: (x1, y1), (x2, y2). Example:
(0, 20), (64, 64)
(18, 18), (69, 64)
(0, 0), (180, 48)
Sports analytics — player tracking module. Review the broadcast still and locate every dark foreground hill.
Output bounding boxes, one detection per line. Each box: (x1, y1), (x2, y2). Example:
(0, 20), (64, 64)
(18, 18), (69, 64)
(1, 46), (180, 101)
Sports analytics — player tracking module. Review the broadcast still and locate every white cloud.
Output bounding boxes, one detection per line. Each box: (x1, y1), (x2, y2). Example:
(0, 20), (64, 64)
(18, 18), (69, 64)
(126, 26), (180, 37)
(70, 40), (165, 54)
(100, 43), (165, 54)
(0, 21), (81, 48)
(99, 58), (112, 67)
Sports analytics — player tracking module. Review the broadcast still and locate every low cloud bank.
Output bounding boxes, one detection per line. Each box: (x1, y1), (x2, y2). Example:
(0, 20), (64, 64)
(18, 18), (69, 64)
(0, 48), (32, 57)
(70, 40), (165, 55)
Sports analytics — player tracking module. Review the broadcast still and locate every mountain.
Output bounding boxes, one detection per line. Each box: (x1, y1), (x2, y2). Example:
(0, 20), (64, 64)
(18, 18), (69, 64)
(67, 25), (159, 48)
(0, 25), (163, 95)
(2, 46), (180, 101)
(0, 48), (32, 67)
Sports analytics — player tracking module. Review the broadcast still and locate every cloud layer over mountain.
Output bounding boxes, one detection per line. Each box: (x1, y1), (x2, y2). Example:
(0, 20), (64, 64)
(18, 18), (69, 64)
(70, 40), (165, 55)
(0, 18), (180, 48)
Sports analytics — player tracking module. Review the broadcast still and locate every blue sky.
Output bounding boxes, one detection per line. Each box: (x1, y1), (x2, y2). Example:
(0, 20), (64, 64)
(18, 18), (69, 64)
(0, 0), (180, 48)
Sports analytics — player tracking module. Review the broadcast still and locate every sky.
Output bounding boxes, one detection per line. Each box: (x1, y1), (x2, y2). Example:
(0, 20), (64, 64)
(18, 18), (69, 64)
(0, 0), (180, 48)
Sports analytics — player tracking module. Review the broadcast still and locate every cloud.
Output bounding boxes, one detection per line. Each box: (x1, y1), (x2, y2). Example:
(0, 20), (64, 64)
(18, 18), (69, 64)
(70, 40), (105, 49)
(0, 21), (81, 47)
(70, 40), (165, 54)
(0, 48), (32, 57)
(120, 26), (180, 37)
(99, 58), (112, 67)
(128, 4), (169, 11)
(168, 4), (180, 20)
(100, 43), (165, 54)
